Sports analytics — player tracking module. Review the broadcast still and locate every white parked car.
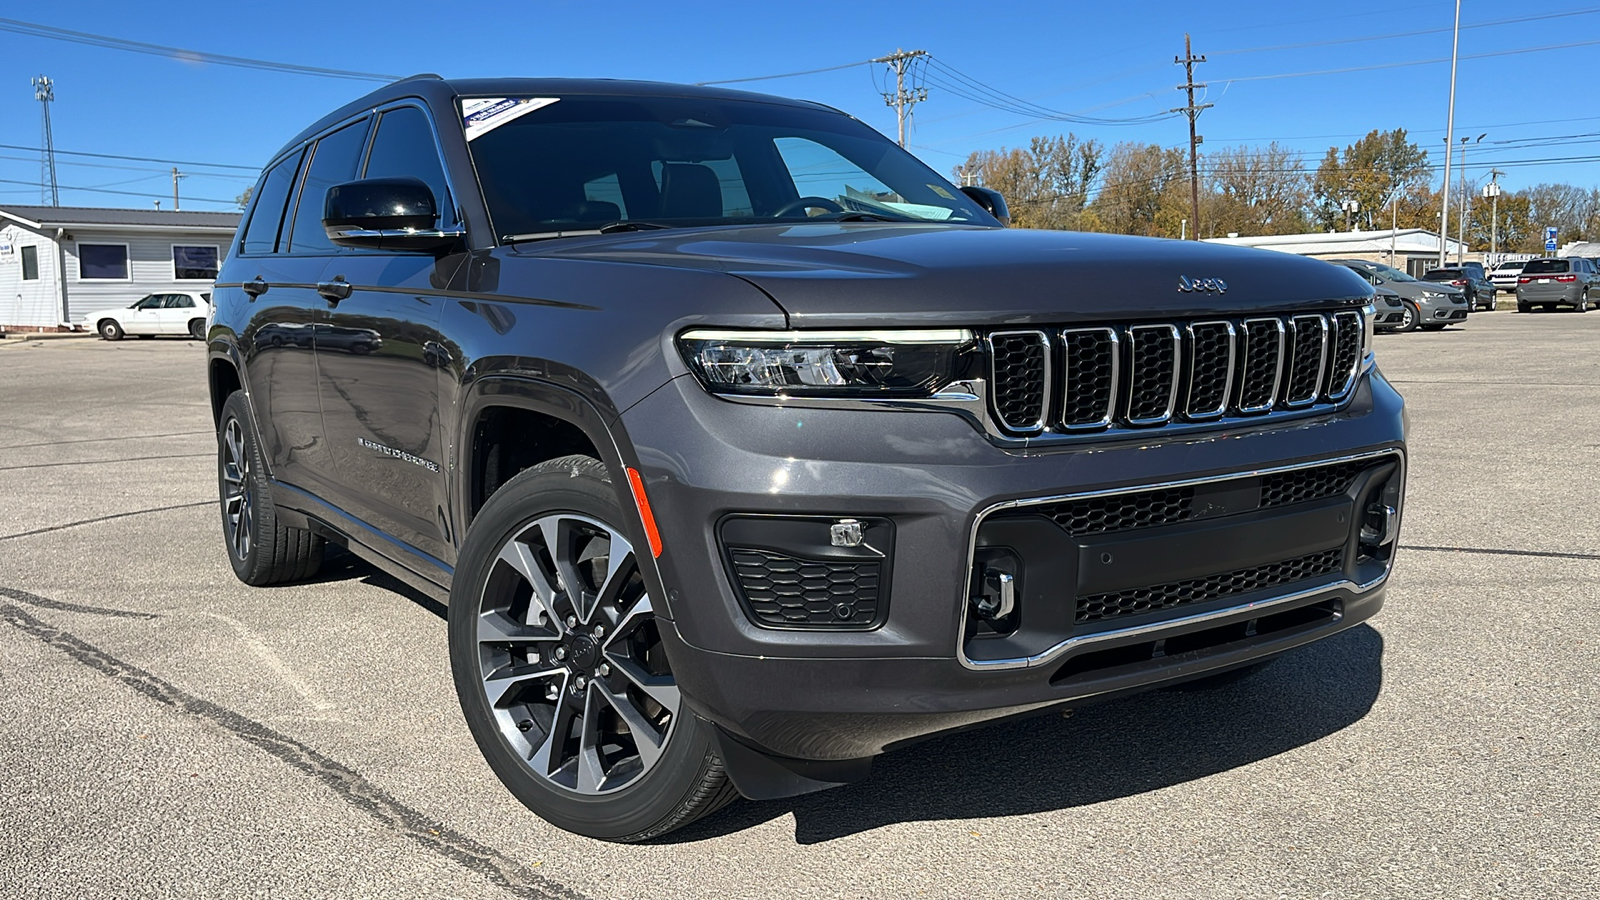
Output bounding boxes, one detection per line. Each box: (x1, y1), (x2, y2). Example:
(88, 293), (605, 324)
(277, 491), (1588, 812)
(80, 292), (211, 341)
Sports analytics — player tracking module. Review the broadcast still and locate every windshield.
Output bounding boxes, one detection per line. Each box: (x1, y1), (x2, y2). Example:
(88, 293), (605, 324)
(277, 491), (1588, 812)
(461, 95), (994, 240)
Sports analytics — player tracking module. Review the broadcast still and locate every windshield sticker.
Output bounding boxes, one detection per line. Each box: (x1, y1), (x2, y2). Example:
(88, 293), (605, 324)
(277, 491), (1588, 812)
(927, 184), (956, 200)
(462, 97), (558, 141)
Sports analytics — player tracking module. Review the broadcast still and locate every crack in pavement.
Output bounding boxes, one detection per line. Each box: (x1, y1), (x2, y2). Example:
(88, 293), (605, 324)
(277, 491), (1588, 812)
(0, 500), (212, 542)
(1400, 544), (1600, 561)
(0, 429), (213, 451)
(0, 600), (590, 900)
(0, 452), (212, 472)
(0, 586), (161, 620)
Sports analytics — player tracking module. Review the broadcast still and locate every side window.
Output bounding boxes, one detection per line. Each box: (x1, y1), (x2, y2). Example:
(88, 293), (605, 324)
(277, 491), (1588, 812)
(165, 295), (196, 309)
(133, 295), (163, 310)
(583, 172), (628, 219)
(773, 137), (901, 213)
(241, 149), (305, 255)
(287, 118), (372, 254)
(363, 106), (452, 223)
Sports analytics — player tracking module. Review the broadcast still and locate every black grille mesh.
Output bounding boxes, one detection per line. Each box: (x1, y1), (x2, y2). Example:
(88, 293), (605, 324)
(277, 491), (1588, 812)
(1260, 460), (1367, 508)
(1077, 547), (1345, 623)
(1325, 312), (1362, 398)
(1237, 319), (1283, 412)
(1186, 322), (1233, 416)
(1061, 329), (1117, 427)
(729, 548), (881, 628)
(1126, 328), (1178, 422)
(1028, 488), (1195, 537)
(989, 332), (1048, 431)
(1284, 317), (1326, 404)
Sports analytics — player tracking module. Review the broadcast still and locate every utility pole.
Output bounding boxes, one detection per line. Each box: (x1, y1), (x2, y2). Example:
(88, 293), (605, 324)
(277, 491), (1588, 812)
(1458, 133), (1484, 265)
(1439, 0), (1462, 267)
(1484, 169), (1503, 256)
(171, 167), (186, 211)
(1173, 35), (1211, 241)
(873, 49), (928, 148)
(32, 76), (58, 207)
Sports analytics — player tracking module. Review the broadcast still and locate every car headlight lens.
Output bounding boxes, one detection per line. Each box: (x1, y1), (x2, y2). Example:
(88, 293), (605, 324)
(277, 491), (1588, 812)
(679, 329), (975, 396)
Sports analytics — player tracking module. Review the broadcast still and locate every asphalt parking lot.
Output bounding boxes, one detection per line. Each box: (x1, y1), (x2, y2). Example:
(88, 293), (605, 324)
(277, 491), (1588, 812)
(1, 312), (1596, 899)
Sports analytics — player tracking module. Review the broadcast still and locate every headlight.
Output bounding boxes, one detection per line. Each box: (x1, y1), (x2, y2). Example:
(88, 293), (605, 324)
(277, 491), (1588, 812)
(679, 329), (976, 396)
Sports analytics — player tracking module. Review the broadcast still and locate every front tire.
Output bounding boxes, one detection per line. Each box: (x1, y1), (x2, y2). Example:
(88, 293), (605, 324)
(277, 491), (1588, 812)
(98, 319), (123, 341)
(217, 391), (324, 585)
(448, 455), (736, 842)
(1398, 301), (1420, 332)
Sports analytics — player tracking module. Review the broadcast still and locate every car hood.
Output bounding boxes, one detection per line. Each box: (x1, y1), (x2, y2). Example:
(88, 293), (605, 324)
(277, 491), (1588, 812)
(532, 224), (1372, 328)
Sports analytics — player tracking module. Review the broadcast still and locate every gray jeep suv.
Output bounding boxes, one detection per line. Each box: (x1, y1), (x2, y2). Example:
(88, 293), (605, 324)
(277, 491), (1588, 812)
(208, 76), (1407, 841)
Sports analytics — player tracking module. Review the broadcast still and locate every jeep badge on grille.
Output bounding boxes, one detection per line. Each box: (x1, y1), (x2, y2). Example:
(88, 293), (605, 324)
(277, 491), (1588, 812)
(1178, 276), (1227, 293)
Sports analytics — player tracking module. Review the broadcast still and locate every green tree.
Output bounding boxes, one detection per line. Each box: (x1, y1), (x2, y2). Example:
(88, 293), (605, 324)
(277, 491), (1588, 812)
(1311, 129), (1432, 231)
(235, 186), (253, 210)
(955, 134), (1102, 230)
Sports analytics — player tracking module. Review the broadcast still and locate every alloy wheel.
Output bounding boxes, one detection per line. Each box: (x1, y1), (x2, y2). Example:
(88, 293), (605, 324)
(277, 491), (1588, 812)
(220, 417), (253, 560)
(473, 513), (680, 796)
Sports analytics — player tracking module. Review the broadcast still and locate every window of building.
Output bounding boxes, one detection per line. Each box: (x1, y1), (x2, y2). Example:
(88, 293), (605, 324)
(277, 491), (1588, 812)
(241, 149), (305, 255)
(287, 118), (372, 254)
(20, 245), (38, 280)
(173, 245), (219, 280)
(78, 243), (129, 280)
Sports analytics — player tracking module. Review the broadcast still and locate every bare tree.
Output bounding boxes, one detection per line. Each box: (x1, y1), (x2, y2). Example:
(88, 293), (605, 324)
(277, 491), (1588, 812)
(955, 135), (1102, 230)
(1083, 142), (1188, 237)
(1205, 143), (1309, 236)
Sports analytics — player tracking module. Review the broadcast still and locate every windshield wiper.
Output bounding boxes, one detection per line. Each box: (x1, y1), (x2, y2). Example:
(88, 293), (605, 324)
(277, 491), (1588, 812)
(598, 221), (675, 233)
(502, 229), (604, 243)
(819, 211), (915, 223)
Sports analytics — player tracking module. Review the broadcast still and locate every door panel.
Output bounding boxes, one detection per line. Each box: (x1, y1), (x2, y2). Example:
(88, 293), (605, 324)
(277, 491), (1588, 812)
(313, 253), (463, 562)
(239, 258), (340, 495)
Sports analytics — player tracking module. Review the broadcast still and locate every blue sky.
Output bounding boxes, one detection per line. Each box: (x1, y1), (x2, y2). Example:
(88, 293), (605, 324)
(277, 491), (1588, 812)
(1, 0), (1596, 213)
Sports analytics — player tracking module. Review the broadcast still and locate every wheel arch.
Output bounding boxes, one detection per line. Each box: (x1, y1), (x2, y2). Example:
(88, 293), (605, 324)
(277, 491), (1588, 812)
(456, 375), (673, 617)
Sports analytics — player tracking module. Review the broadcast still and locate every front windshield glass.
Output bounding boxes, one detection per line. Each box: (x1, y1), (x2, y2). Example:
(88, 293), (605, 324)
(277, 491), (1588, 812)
(461, 95), (994, 240)
(1368, 262), (1417, 282)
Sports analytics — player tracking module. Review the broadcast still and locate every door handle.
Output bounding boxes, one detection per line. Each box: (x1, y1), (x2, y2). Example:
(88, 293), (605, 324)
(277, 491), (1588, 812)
(243, 277), (269, 299)
(317, 278), (352, 304)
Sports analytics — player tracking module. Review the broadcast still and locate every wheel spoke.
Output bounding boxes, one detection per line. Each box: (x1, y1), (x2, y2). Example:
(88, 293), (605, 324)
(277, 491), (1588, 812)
(576, 686), (608, 793)
(483, 662), (563, 708)
(528, 686), (577, 777)
(541, 517), (596, 623)
(477, 608), (551, 646)
(591, 532), (635, 612)
(604, 652), (681, 710)
(497, 539), (564, 634)
(595, 677), (667, 771)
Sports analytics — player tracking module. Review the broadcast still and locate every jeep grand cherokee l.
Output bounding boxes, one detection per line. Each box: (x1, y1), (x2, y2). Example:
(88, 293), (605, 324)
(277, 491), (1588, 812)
(207, 76), (1407, 841)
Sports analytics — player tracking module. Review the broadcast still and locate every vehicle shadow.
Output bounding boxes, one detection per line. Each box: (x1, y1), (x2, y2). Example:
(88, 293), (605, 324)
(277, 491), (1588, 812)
(301, 548), (448, 619)
(666, 624), (1384, 845)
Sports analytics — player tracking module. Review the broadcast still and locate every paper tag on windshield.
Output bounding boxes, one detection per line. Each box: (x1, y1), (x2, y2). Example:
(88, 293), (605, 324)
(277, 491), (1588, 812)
(462, 97), (558, 141)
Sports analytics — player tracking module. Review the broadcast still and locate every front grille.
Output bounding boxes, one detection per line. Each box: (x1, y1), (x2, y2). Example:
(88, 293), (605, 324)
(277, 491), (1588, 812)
(728, 548), (881, 628)
(1077, 547), (1345, 623)
(1260, 459), (1367, 508)
(987, 309), (1365, 437)
(1029, 488), (1195, 537)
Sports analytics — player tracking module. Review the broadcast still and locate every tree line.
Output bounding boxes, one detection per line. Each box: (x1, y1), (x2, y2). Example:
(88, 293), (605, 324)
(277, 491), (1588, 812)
(955, 129), (1600, 252)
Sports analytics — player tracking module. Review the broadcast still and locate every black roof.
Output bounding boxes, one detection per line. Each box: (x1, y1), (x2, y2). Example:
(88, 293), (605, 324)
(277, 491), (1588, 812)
(0, 205), (240, 229)
(274, 74), (843, 164)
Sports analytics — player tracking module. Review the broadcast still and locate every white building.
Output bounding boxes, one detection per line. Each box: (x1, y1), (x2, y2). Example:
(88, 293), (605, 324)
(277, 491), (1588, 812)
(1203, 228), (1469, 276)
(0, 205), (240, 332)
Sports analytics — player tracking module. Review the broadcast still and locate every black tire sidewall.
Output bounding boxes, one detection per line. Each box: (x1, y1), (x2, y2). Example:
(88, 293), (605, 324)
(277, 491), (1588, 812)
(99, 320), (122, 340)
(447, 457), (718, 841)
(1401, 302), (1419, 332)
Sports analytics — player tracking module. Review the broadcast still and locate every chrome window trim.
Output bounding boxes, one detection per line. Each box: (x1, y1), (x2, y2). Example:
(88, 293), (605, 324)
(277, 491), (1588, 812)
(1183, 320), (1236, 420)
(1058, 327), (1119, 430)
(1124, 324), (1181, 426)
(955, 447), (1406, 671)
(1282, 314), (1330, 408)
(986, 329), (1052, 434)
(1325, 310), (1364, 401)
(1236, 317), (1286, 414)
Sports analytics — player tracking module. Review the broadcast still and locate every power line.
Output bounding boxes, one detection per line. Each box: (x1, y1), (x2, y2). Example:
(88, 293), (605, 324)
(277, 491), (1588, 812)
(922, 57), (1177, 126)
(1209, 6), (1600, 56)
(1213, 37), (1600, 85)
(0, 176), (237, 205)
(875, 49), (928, 148)
(0, 17), (401, 82)
(695, 59), (874, 86)
(0, 142), (257, 171)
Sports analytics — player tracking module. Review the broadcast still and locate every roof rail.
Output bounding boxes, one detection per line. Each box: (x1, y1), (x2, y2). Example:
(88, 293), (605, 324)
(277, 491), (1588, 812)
(393, 73), (444, 83)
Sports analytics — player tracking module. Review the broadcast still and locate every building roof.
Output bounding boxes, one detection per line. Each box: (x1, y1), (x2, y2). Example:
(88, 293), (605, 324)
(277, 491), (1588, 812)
(1203, 228), (1467, 256)
(0, 205), (240, 231)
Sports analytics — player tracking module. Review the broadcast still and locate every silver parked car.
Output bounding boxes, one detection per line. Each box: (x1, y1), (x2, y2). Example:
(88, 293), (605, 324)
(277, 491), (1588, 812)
(1516, 257), (1600, 312)
(1330, 259), (1468, 332)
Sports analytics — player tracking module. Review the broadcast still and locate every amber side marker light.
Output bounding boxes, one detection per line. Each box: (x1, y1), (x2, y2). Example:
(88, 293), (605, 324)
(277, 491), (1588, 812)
(626, 467), (664, 558)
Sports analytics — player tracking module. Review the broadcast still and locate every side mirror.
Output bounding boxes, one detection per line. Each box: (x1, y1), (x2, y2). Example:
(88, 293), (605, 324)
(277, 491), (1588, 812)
(959, 185), (1011, 227)
(323, 177), (463, 251)
(1372, 276), (1385, 285)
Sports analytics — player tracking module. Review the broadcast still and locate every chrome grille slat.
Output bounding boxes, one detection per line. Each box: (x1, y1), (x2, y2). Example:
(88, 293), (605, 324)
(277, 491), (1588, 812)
(1324, 311), (1362, 400)
(985, 309), (1368, 438)
(1059, 327), (1119, 429)
(1184, 320), (1235, 420)
(986, 330), (1050, 434)
(1282, 314), (1329, 407)
(1125, 324), (1181, 426)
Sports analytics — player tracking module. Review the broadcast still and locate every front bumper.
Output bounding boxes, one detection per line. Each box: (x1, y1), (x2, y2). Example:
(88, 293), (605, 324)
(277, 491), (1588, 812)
(621, 368), (1407, 764)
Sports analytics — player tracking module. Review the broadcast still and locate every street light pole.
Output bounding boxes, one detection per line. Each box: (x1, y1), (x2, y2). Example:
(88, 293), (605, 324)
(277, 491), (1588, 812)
(1458, 133), (1484, 265)
(1483, 170), (1503, 257)
(1439, 0), (1462, 268)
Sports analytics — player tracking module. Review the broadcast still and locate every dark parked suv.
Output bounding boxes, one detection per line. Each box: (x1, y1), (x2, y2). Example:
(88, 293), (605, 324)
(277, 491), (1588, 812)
(207, 76), (1407, 841)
